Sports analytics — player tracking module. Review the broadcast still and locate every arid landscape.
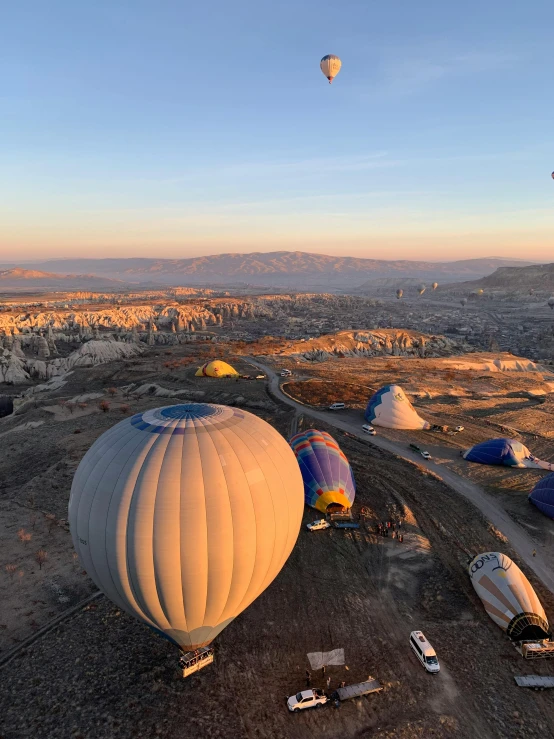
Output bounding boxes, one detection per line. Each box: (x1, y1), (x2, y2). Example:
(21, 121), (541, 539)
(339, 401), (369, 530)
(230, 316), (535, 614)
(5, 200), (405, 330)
(1, 268), (554, 738)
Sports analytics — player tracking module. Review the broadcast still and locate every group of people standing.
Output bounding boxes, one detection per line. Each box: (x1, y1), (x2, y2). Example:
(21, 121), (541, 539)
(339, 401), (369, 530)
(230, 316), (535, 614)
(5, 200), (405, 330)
(376, 519), (404, 542)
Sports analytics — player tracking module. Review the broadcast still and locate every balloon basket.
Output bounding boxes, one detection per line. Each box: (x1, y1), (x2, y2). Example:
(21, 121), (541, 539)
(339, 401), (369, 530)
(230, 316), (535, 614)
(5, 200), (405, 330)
(179, 647), (215, 678)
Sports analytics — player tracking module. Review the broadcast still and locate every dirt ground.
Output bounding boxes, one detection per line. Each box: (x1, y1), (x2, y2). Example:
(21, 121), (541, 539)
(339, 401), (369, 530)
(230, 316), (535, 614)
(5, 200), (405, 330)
(2, 345), (554, 738)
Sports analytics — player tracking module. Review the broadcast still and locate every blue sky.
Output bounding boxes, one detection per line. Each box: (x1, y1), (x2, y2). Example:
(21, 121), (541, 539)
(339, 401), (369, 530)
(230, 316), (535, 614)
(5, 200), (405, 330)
(1, 0), (553, 261)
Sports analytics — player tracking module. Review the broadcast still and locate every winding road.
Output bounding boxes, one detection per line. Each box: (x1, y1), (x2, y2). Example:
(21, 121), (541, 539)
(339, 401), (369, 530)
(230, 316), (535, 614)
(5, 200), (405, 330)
(249, 358), (554, 595)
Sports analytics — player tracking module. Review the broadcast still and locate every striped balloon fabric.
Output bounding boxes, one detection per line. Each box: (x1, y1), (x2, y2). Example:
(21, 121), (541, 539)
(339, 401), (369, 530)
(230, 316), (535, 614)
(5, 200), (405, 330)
(289, 429), (355, 513)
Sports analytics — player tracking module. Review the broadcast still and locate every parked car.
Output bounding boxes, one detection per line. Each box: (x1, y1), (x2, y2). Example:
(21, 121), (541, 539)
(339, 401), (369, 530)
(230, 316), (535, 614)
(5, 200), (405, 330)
(409, 631), (440, 673)
(306, 519), (330, 532)
(362, 424), (376, 435)
(287, 689), (328, 712)
(329, 402), (346, 410)
(455, 425), (464, 432)
(280, 370), (292, 377)
(421, 451), (431, 460)
(255, 374), (265, 379)
(409, 443), (421, 452)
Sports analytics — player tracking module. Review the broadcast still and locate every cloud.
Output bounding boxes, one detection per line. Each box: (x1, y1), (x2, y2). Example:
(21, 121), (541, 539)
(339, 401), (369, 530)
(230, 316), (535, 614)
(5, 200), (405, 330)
(374, 47), (517, 96)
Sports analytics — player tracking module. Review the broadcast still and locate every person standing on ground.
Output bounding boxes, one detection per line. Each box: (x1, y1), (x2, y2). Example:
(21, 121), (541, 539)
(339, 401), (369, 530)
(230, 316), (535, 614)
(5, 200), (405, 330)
(306, 670), (311, 687)
(532, 549), (537, 557)
(326, 676), (331, 689)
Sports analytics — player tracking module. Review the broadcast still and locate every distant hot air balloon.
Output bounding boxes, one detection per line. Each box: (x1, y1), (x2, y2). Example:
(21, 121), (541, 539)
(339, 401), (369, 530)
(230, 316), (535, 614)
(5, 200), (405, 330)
(469, 552), (550, 641)
(548, 297), (554, 310)
(551, 172), (554, 180)
(417, 283), (426, 296)
(432, 282), (438, 290)
(320, 54), (342, 84)
(69, 404), (304, 658)
(460, 298), (467, 307)
(289, 429), (355, 513)
(396, 288), (403, 299)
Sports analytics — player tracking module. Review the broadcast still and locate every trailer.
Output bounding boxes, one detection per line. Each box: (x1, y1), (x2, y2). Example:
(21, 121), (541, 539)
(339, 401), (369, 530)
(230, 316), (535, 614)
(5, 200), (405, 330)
(332, 521), (360, 530)
(515, 675), (554, 690)
(331, 678), (382, 703)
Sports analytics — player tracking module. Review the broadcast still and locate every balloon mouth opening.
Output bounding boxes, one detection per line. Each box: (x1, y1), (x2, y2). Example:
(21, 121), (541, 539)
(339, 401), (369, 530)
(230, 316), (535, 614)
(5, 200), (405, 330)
(328, 77), (333, 83)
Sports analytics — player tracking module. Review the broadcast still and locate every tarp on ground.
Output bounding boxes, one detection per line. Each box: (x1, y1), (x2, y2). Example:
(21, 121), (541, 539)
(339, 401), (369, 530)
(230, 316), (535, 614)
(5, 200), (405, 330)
(307, 649), (345, 670)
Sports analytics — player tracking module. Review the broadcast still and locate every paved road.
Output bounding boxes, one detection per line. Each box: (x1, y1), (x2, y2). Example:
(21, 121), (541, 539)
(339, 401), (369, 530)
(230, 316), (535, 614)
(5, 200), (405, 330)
(248, 358), (554, 595)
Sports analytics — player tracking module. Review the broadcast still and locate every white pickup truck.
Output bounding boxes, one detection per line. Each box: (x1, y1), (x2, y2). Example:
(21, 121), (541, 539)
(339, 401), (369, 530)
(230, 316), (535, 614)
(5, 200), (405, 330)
(287, 689), (328, 712)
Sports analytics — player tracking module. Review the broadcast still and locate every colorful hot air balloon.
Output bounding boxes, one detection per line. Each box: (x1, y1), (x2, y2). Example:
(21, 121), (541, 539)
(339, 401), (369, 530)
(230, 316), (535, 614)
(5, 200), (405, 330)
(396, 288), (403, 299)
(320, 54), (342, 84)
(69, 404), (304, 655)
(365, 385), (430, 430)
(195, 360), (239, 377)
(432, 282), (438, 290)
(468, 552), (550, 641)
(289, 429), (355, 513)
(417, 284), (426, 296)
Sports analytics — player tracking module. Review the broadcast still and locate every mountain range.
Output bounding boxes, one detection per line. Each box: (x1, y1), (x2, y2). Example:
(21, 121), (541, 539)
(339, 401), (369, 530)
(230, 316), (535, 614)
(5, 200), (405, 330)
(0, 268), (126, 290)
(0, 252), (535, 290)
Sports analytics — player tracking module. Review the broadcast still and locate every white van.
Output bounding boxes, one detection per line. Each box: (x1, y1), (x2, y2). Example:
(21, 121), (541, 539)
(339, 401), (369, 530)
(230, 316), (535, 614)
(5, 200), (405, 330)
(409, 631), (440, 673)
(329, 402), (345, 410)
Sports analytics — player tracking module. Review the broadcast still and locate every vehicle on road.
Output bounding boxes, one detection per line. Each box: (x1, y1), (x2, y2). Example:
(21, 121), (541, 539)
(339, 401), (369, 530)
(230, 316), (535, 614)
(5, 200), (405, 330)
(329, 402), (346, 410)
(409, 443), (421, 452)
(455, 425), (465, 432)
(409, 631), (440, 673)
(306, 519), (331, 532)
(280, 369), (292, 377)
(362, 424), (376, 435)
(332, 521), (360, 530)
(287, 689), (328, 712)
(421, 451), (431, 460)
(255, 374), (265, 379)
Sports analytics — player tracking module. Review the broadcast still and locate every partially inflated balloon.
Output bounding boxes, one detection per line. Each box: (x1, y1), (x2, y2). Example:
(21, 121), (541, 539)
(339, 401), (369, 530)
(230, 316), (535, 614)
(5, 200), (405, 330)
(320, 54), (341, 83)
(69, 404), (304, 652)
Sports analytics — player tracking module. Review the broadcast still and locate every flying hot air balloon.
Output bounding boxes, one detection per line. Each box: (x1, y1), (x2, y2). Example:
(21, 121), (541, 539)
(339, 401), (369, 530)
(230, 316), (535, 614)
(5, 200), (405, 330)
(68, 404), (304, 671)
(432, 282), (438, 290)
(548, 297), (554, 310)
(469, 552), (550, 641)
(289, 429), (355, 513)
(396, 288), (403, 299)
(460, 298), (467, 307)
(417, 283), (426, 296)
(320, 54), (342, 84)
(551, 172), (554, 180)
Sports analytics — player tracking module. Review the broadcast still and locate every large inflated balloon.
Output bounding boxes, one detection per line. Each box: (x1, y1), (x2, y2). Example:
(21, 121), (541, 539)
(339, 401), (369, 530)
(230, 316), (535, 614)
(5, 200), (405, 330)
(289, 429), (355, 513)
(529, 474), (554, 518)
(432, 282), (438, 290)
(417, 284), (426, 296)
(69, 404), (304, 651)
(195, 360), (238, 377)
(396, 288), (403, 299)
(460, 298), (467, 307)
(469, 552), (549, 641)
(548, 297), (554, 310)
(320, 54), (341, 83)
(365, 385), (430, 430)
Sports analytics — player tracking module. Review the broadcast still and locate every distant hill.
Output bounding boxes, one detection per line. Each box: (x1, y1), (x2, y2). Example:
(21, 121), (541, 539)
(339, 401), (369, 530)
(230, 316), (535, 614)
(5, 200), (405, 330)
(0, 268), (126, 290)
(17, 252), (536, 289)
(439, 263), (554, 295)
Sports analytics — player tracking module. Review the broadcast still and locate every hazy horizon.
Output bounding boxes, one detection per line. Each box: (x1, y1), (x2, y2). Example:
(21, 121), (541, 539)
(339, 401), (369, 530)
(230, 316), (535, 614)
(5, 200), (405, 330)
(2, 0), (554, 262)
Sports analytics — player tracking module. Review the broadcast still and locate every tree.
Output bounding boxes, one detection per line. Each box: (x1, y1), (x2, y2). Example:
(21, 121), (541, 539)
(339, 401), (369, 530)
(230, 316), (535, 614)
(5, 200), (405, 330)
(107, 387), (117, 397)
(35, 550), (48, 570)
(45, 513), (57, 534)
(17, 528), (32, 546)
(120, 404), (130, 414)
(99, 400), (110, 413)
(5, 564), (17, 581)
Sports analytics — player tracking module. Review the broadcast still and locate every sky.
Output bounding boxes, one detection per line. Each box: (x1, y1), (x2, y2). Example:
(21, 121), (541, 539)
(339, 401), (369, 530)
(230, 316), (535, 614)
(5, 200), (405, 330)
(1, 0), (554, 262)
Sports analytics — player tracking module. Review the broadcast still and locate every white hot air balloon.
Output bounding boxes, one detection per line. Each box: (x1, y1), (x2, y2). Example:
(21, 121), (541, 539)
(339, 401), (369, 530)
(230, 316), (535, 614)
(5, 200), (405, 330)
(320, 54), (342, 84)
(468, 552), (550, 642)
(69, 403), (304, 671)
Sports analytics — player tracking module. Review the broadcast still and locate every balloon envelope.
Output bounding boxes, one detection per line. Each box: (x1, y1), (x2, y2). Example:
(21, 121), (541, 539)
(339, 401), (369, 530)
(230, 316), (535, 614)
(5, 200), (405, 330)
(417, 284), (426, 295)
(469, 552), (549, 640)
(432, 282), (438, 290)
(195, 360), (239, 377)
(365, 385), (430, 430)
(396, 288), (403, 299)
(289, 429), (355, 512)
(320, 54), (341, 83)
(69, 403), (304, 651)
(529, 473), (554, 518)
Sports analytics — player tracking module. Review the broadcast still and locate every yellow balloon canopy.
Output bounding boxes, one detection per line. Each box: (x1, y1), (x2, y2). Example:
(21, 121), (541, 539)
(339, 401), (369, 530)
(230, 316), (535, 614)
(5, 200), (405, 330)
(195, 360), (239, 378)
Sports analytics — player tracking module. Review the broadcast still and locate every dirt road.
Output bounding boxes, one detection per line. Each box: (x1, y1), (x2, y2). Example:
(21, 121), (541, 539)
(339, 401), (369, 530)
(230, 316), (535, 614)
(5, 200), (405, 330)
(249, 358), (554, 595)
